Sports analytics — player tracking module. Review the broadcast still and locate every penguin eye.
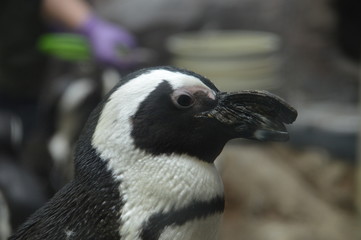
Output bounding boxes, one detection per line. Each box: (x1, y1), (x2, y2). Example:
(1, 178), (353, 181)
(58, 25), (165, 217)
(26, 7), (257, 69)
(177, 94), (194, 107)
(171, 90), (195, 109)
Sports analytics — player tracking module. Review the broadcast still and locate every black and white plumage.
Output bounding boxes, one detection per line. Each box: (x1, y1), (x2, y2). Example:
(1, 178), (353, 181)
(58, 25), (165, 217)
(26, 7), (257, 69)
(10, 66), (297, 240)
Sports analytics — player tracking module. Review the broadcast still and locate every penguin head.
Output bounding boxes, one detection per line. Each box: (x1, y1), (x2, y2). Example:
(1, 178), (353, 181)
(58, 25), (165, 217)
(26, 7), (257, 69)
(83, 66), (297, 165)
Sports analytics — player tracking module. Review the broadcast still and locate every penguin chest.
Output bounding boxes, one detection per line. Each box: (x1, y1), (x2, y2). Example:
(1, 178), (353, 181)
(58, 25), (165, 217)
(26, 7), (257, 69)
(111, 154), (224, 240)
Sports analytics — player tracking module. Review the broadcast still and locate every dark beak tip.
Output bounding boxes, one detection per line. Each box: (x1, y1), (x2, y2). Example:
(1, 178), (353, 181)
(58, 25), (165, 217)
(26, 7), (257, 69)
(284, 108), (298, 124)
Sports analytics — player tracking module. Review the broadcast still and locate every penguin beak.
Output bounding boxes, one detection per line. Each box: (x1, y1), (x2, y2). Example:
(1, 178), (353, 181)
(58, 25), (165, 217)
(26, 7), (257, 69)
(196, 90), (298, 141)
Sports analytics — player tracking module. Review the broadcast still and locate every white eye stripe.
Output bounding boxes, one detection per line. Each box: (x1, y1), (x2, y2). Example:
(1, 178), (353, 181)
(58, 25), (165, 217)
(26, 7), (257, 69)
(175, 86), (216, 100)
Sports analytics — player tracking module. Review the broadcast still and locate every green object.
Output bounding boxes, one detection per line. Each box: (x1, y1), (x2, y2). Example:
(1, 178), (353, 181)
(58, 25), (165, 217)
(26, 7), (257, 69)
(39, 33), (155, 64)
(38, 34), (92, 61)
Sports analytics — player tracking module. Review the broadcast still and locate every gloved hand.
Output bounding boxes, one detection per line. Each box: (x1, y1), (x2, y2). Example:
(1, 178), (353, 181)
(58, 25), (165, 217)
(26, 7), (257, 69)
(78, 14), (137, 69)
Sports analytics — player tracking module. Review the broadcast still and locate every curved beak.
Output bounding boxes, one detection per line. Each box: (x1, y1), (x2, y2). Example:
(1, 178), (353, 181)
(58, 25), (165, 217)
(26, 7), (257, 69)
(196, 90), (298, 141)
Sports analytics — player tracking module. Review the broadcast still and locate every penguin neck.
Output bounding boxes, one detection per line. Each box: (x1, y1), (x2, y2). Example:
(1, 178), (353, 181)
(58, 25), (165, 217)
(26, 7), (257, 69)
(74, 107), (225, 240)
(103, 151), (224, 240)
(76, 121), (225, 198)
(87, 98), (225, 203)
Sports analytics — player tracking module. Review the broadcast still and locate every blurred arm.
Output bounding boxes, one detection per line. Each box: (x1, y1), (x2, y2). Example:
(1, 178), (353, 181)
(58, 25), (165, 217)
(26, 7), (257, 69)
(42, 0), (91, 29)
(42, 0), (137, 69)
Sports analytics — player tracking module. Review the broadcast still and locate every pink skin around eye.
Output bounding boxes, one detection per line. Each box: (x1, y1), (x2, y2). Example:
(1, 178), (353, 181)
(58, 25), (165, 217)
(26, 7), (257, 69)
(183, 86), (216, 100)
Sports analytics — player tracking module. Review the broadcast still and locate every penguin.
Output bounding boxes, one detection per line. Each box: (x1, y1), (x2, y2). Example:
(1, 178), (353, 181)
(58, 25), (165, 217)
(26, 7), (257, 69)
(9, 66), (297, 240)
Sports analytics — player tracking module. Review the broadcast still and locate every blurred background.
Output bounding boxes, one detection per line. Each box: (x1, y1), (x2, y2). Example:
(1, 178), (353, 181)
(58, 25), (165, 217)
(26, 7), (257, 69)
(0, 0), (360, 239)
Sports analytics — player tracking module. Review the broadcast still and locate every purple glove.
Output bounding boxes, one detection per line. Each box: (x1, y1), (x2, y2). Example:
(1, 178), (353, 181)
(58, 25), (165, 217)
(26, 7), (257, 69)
(79, 15), (137, 69)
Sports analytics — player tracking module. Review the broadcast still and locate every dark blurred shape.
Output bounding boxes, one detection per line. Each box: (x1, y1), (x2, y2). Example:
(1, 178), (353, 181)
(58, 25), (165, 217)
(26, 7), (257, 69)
(0, 112), (22, 155)
(0, 0), (46, 99)
(19, 59), (103, 193)
(332, 0), (361, 62)
(0, 190), (11, 240)
(0, 111), (46, 232)
(0, 156), (47, 231)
